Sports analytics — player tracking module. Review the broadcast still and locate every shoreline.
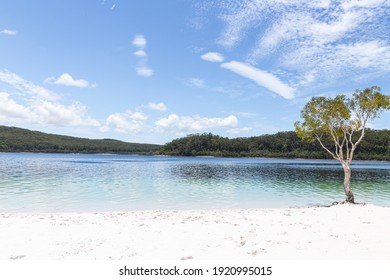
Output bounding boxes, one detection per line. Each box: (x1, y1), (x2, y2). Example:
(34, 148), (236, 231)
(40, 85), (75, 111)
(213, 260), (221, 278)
(1, 204), (389, 260)
(1, 151), (389, 163)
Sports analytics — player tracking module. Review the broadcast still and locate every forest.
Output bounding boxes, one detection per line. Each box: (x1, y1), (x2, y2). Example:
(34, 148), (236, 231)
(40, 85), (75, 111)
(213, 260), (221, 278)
(0, 126), (161, 154)
(1, 125), (389, 160)
(159, 130), (390, 160)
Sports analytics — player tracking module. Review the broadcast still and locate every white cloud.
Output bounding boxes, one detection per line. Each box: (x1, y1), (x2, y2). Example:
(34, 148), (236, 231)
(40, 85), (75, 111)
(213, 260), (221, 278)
(305, 10), (363, 45)
(0, 29), (17, 35)
(136, 66), (154, 77)
(0, 69), (59, 101)
(155, 114), (238, 131)
(0, 92), (99, 127)
(132, 34), (154, 78)
(201, 52), (225, 62)
(45, 73), (95, 88)
(0, 70), (99, 127)
(31, 100), (99, 126)
(101, 111), (148, 133)
(132, 35), (147, 49)
(131, 111), (148, 121)
(155, 114), (179, 129)
(147, 102), (167, 111)
(0, 92), (32, 121)
(133, 50), (147, 57)
(221, 61), (295, 99)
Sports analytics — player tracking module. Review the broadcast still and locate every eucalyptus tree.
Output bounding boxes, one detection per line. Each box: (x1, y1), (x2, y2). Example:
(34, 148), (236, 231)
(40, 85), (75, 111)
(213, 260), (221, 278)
(295, 86), (390, 203)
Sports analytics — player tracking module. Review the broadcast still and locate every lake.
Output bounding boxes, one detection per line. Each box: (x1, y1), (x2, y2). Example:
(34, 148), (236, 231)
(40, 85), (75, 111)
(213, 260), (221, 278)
(0, 153), (389, 212)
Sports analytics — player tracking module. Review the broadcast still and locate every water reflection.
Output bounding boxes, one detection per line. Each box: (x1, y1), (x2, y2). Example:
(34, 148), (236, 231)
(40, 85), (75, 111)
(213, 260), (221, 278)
(171, 159), (390, 207)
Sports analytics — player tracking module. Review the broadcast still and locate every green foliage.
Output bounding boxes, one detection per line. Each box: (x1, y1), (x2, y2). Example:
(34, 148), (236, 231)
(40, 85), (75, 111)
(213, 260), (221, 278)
(0, 126), (161, 154)
(159, 130), (390, 160)
(294, 86), (390, 163)
(351, 86), (390, 121)
(159, 133), (230, 157)
(355, 129), (390, 160)
(294, 95), (351, 142)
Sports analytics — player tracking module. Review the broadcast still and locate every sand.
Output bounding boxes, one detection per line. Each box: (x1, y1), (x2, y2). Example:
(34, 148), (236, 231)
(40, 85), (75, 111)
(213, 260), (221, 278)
(0, 204), (389, 260)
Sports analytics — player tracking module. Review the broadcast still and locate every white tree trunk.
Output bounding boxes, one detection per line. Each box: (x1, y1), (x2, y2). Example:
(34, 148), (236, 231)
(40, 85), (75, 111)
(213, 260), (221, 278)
(343, 165), (355, 203)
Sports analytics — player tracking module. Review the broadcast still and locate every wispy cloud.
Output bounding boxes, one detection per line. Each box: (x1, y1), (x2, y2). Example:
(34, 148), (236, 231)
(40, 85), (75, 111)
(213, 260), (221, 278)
(45, 73), (96, 88)
(100, 0), (116, 10)
(227, 127), (252, 134)
(221, 61), (295, 99)
(0, 69), (59, 101)
(335, 40), (390, 70)
(188, 78), (206, 88)
(200, 0), (390, 88)
(186, 77), (245, 99)
(132, 34), (154, 77)
(216, 1), (269, 49)
(201, 52), (225, 63)
(199, 51), (294, 99)
(136, 67), (153, 78)
(0, 29), (17, 36)
(237, 112), (257, 118)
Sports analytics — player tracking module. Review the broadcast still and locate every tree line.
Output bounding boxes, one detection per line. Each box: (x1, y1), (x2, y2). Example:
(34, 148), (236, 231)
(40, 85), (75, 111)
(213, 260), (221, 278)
(1, 125), (389, 160)
(159, 130), (390, 160)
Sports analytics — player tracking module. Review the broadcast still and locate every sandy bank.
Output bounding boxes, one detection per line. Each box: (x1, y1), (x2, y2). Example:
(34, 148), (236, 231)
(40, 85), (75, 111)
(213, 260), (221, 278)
(0, 204), (389, 260)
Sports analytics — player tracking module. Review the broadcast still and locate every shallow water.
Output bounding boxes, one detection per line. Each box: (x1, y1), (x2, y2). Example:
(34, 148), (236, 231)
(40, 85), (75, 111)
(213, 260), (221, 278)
(0, 153), (389, 212)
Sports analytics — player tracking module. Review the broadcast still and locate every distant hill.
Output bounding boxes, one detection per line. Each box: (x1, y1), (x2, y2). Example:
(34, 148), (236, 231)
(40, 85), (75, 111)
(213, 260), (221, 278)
(0, 126), (161, 154)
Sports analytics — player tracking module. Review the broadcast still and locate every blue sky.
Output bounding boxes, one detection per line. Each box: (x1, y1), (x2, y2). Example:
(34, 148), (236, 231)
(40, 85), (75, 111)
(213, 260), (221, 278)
(1, 0), (389, 144)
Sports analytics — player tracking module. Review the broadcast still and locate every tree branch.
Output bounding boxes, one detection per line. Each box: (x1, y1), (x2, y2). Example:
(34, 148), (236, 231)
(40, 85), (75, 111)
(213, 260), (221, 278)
(315, 134), (338, 160)
(328, 124), (344, 162)
(343, 130), (350, 163)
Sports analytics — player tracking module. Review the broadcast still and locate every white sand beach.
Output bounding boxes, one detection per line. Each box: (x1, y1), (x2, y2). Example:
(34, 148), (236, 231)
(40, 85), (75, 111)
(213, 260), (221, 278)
(0, 204), (389, 260)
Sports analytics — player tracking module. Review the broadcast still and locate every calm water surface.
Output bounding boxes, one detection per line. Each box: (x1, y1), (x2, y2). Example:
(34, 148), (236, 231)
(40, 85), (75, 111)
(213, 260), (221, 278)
(0, 153), (389, 212)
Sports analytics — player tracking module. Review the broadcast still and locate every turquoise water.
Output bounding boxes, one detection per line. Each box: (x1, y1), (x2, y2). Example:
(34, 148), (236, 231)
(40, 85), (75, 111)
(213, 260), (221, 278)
(0, 153), (389, 212)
